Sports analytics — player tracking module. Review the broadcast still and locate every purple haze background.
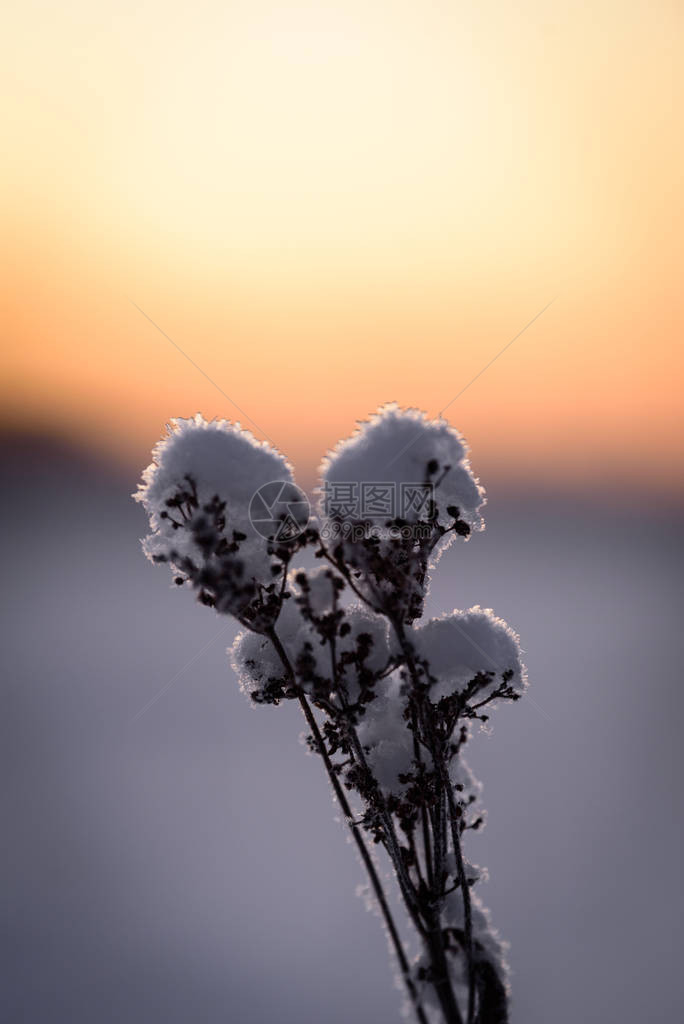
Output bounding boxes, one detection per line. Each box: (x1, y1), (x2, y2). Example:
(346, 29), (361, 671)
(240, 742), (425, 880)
(2, 435), (682, 1023)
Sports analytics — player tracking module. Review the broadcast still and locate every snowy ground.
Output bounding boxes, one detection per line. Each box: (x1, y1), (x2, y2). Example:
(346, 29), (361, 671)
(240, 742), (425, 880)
(2, 438), (682, 1023)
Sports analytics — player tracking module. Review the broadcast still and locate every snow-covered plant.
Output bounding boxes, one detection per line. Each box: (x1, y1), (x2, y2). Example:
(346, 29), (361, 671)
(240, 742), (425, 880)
(136, 405), (526, 1024)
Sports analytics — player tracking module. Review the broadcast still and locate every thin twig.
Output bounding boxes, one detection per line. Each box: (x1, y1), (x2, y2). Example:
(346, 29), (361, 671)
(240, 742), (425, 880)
(393, 620), (472, 1024)
(443, 760), (475, 1024)
(266, 626), (429, 1024)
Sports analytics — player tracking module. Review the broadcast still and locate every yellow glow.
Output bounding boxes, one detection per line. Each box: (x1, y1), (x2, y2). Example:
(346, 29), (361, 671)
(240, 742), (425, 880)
(2, 1), (683, 493)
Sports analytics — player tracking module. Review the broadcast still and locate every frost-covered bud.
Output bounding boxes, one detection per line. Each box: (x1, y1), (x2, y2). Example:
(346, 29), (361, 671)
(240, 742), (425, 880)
(413, 889), (509, 1023)
(443, 854), (489, 888)
(443, 889), (510, 997)
(401, 606), (525, 706)
(293, 602), (390, 706)
(231, 629), (290, 704)
(332, 605), (391, 705)
(449, 755), (485, 828)
(318, 405), (485, 621)
(356, 673), (414, 795)
(320, 404), (484, 532)
(231, 570), (391, 707)
(289, 565), (341, 614)
(231, 598), (303, 705)
(135, 415), (303, 621)
(411, 888), (507, 1024)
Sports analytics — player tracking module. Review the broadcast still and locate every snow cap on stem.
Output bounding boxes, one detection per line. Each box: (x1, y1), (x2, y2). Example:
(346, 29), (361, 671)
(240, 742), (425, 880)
(319, 404), (485, 532)
(232, 565), (391, 706)
(401, 607), (526, 704)
(317, 405), (485, 621)
(135, 415), (303, 616)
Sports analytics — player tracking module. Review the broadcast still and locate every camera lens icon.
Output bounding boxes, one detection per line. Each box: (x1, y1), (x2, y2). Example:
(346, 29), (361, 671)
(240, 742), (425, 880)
(249, 480), (310, 542)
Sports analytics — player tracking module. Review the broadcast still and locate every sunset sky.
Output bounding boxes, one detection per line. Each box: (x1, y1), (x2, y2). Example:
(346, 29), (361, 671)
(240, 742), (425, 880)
(2, 0), (682, 494)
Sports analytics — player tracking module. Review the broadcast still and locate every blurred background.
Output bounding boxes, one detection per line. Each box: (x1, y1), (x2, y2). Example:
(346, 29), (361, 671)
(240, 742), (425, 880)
(2, 1), (682, 1021)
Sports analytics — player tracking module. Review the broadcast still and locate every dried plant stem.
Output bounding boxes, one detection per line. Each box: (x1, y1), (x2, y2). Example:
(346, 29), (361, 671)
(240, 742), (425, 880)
(326, 628), (424, 933)
(336, 691), (425, 933)
(138, 408), (521, 1024)
(311, 570), (467, 1024)
(393, 620), (475, 1024)
(443, 756), (475, 1024)
(266, 627), (429, 1024)
(334, 695), (463, 1024)
(411, 711), (434, 891)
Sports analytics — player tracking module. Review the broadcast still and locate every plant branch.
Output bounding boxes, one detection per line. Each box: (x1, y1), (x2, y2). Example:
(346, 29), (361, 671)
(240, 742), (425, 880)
(393, 620), (474, 1024)
(266, 626), (428, 1024)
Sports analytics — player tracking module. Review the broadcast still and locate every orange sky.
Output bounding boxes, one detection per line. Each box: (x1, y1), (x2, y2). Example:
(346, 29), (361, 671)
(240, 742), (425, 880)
(2, 0), (683, 495)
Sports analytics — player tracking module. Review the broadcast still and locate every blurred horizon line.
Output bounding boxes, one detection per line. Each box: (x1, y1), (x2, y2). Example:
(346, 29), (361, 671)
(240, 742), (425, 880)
(3, 423), (682, 516)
